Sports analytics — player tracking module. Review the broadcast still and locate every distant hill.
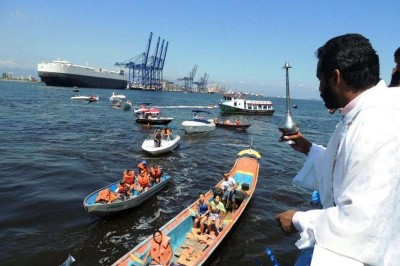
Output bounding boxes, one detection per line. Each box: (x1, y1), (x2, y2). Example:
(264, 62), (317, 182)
(0, 67), (38, 79)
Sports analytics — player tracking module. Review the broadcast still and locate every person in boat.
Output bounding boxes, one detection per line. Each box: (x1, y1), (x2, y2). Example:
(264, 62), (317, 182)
(193, 192), (210, 235)
(213, 117), (219, 123)
(161, 126), (171, 140)
(206, 195), (226, 234)
(235, 119), (241, 125)
(220, 173), (237, 209)
(137, 170), (151, 193)
(276, 34), (400, 265)
(142, 229), (173, 266)
(122, 169), (136, 194)
(154, 129), (162, 147)
(137, 160), (148, 174)
(115, 180), (131, 199)
(149, 164), (162, 184)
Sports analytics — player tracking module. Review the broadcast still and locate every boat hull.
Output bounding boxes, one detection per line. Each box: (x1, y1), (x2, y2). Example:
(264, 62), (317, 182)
(112, 150), (260, 266)
(219, 103), (275, 115)
(215, 122), (251, 130)
(136, 118), (173, 125)
(39, 71), (127, 89)
(83, 175), (171, 216)
(141, 135), (181, 155)
(182, 119), (216, 133)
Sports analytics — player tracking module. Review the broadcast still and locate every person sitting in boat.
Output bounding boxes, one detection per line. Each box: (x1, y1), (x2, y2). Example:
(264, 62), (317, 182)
(207, 195), (226, 234)
(116, 180), (131, 199)
(154, 129), (162, 147)
(213, 117), (219, 123)
(221, 173), (237, 209)
(142, 229), (173, 266)
(149, 164), (162, 184)
(193, 192), (210, 235)
(137, 170), (151, 193)
(122, 169), (136, 194)
(236, 119), (241, 125)
(137, 160), (148, 174)
(223, 120), (230, 124)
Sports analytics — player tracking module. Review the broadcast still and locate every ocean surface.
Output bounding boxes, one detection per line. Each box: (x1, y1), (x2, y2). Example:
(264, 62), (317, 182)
(0, 81), (340, 266)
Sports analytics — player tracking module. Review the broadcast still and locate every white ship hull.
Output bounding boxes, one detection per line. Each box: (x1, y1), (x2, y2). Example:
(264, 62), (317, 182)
(38, 60), (127, 89)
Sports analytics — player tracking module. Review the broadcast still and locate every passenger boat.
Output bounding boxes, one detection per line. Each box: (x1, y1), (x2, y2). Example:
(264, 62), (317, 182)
(134, 103), (173, 125)
(109, 92), (126, 101)
(214, 119), (251, 130)
(83, 174), (172, 216)
(181, 110), (216, 133)
(219, 93), (275, 115)
(70, 95), (99, 102)
(112, 148), (260, 266)
(141, 132), (181, 155)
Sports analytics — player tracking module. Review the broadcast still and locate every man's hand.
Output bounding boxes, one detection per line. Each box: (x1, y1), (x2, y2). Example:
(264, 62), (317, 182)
(276, 210), (298, 234)
(280, 132), (312, 155)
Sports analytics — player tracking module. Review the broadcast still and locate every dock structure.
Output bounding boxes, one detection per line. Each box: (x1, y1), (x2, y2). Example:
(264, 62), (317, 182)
(115, 32), (168, 90)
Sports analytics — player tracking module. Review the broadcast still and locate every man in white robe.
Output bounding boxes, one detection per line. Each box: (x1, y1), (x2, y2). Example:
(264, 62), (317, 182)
(276, 34), (400, 265)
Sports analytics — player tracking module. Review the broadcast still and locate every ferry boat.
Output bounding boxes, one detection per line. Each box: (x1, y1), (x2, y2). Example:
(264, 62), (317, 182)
(38, 60), (127, 89)
(219, 93), (275, 115)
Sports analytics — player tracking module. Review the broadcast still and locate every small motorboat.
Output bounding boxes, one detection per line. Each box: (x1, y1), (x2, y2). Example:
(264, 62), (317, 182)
(141, 131), (181, 155)
(122, 100), (133, 111)
(182, 110), (216, 133)
(109, 92), (126, 101)
(111, 148), (261, 266)
(206, 103), (218, 109)
(135, 103), (173, 125)
(72, 86), (79, 92)
(83, 174), (172, 216)
(214, 118), (251, 130)
(71, 95), (99, 102)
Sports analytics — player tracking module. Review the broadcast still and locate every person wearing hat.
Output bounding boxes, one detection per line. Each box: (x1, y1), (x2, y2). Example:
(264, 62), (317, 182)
(137, 160), (148, 174)
(389, 47), (400, 87)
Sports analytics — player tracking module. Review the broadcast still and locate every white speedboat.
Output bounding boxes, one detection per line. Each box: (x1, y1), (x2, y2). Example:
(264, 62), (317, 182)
(70, 95), (99, 102)
(109, 92), (126, 101)
(141, 132), (181, 155)
(181, 110), (216, 133)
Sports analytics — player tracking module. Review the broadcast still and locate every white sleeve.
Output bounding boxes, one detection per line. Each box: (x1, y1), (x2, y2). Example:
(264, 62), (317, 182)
(292, 144), (326, 190)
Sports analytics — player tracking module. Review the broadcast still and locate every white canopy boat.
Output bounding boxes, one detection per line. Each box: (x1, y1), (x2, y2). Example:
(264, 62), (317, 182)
(141, 131), (181, 155)
(181, 110), (216, 133)
(109, 92), (126, 101)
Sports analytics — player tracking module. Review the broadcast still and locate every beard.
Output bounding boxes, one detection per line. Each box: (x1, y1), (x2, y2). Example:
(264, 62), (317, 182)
(320, 83), (340, 110)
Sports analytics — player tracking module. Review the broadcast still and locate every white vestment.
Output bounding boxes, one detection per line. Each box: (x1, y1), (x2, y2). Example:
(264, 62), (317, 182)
(292, 81), (400, 265)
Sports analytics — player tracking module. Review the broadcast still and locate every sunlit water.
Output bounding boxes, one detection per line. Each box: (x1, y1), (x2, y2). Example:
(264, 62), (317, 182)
(0, 81), (339, 265)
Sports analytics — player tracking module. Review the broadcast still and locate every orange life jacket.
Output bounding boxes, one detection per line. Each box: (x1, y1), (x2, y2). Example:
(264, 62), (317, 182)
(138, 172), (150, 187)
(123, 170), (135, 184)
(95, 188), (119, 203)
(150, 233), (171, 265)
(150, 166), (162, 179)
(137, 162), (148, 173)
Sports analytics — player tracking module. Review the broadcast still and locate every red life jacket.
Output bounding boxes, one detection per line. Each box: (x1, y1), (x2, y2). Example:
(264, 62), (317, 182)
(123, 170), (135, 184)
(138, 172), (150, 187)
(137, 162), (148, 174)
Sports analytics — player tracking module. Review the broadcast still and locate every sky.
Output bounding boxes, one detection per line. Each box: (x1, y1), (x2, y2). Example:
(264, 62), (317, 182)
(0, 0), (399, 99)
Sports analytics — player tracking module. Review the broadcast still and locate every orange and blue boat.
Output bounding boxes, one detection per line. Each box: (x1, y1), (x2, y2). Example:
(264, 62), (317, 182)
(112, 148), (261, 266)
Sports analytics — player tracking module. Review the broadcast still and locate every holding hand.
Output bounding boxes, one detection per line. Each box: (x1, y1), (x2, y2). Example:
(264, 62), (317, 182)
(280, 132), (312, 155)
(275, 210), (298, 234)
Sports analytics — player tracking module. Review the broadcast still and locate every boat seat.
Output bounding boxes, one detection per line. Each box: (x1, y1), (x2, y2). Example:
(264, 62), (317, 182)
(233, 171), (253, 187)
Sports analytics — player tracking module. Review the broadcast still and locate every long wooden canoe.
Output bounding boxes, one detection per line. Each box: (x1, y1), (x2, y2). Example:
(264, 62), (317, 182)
(112, 149), (260, 266)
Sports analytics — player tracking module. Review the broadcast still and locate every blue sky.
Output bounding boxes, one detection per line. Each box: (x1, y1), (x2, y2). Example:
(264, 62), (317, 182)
(0, 0), (398, 99)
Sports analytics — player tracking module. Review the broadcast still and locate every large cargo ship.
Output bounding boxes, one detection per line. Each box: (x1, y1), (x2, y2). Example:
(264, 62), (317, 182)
(38, 60), (127, 89)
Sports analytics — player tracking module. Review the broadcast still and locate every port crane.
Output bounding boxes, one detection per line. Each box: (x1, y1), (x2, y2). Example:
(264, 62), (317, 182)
(193, 72), (209, 93)
(178, 64), (198, 92)
(115, 32), (168, 90)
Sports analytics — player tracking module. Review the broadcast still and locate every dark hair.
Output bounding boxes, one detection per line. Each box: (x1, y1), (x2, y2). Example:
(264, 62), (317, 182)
(199, 192), (204, 196)
(395, 47), (400, 56)
(316, 33), (380, 92)
(153, 229), (162, 238)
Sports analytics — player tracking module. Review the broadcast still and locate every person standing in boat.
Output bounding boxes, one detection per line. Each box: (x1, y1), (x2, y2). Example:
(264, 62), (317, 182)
(142, 229), (173, 266)
(276, 34), (400, 265)
(153, 129), (162, 147)
(389, 47), (400, 87)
